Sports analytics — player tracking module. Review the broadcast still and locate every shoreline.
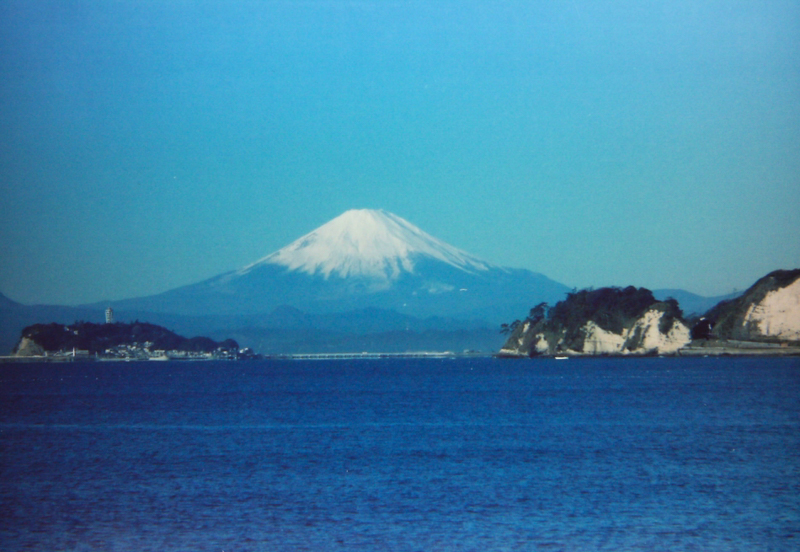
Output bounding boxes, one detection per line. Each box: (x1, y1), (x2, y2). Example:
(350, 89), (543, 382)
(496, 339), (800, 359)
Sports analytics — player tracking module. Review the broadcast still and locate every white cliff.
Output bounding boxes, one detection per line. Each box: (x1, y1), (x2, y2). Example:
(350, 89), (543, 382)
(499, 287), (691, 357)
(741, 278), (800, 341)
(581, 321), (626, 354)
(703, 269), (800, 344)
(569, 309), (689, 355)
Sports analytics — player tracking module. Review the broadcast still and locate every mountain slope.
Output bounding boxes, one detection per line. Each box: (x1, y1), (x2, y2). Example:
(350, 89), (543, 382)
(107, 209), (570, 324)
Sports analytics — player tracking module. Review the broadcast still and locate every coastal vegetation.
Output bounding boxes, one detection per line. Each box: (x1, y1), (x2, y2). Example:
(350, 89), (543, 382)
(544, 287), (681, 349)
(501, 286), (684, 354)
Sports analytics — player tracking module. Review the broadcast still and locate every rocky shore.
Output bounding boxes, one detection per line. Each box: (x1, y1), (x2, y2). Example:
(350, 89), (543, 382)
(499, 269), (800, 358)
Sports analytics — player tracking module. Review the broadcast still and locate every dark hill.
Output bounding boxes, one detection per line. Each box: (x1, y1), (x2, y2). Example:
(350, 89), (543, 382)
(14, 321), (238, 355)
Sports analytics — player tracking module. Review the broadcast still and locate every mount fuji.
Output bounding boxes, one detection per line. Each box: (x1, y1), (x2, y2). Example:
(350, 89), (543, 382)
(108, 209), (570, 326)
(244, 209), (493, 282)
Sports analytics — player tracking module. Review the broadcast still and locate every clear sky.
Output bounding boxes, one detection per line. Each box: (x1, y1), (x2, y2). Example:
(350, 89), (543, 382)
(1, 0), (798, 305)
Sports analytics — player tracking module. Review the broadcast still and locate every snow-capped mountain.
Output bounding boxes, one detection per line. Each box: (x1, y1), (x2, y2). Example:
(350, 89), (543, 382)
(239, 209), (493, 282)
(107, 209), (570, 323)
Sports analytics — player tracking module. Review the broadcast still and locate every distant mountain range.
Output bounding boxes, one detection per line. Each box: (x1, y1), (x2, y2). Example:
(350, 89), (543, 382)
(652, 289), (742, 317)
(0, 209), (758, 354)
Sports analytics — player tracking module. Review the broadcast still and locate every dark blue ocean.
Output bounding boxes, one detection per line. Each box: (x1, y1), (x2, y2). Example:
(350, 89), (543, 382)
(1, 357), (798, 551)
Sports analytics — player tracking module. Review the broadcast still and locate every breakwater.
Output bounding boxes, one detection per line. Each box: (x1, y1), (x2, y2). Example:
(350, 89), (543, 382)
(269, 351), (461, 360)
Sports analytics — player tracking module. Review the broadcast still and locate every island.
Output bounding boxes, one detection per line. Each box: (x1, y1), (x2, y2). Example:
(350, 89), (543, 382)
(10, 321), (257, 361)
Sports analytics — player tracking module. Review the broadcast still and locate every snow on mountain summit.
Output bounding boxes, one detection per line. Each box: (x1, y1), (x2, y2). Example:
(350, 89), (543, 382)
(239, 209), (493, 280)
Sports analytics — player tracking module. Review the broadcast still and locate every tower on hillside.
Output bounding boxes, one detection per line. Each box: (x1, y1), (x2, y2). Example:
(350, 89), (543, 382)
(105, 307), (114, 324)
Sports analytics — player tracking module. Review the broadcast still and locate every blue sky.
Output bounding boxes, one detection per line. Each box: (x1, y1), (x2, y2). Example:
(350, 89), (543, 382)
(1, 0), (798, 305)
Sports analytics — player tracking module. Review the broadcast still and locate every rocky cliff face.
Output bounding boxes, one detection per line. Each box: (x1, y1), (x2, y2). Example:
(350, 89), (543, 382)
(13, 336), (45, 357)
(698, 269), (800, 343)
(500, 287), (691, 357)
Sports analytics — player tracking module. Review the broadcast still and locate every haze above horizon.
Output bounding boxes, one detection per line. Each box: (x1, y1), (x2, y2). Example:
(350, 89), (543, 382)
(1, 1), (798, 305)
